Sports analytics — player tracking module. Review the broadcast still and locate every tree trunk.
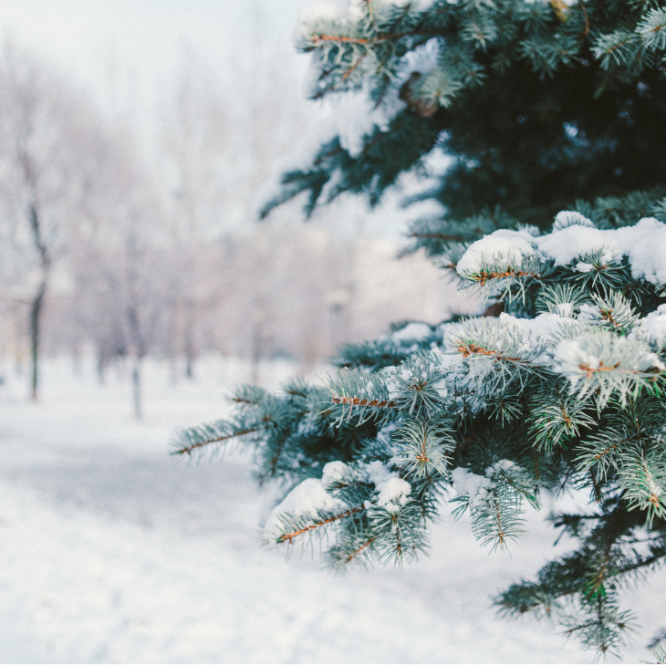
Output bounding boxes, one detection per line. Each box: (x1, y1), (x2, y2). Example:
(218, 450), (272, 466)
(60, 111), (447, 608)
(97, 352), (106, 385)
(29, 279), (46, 401)
(27, 203), (49, 402)
(184, 323), (195, 379)
(72, 346), (82, 375)
(132, 357), (142, 420)
(250, 228), (270, 385)
(14, 326), (24, 376)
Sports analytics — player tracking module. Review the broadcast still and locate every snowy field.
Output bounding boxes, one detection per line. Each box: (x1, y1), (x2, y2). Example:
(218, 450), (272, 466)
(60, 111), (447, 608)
(0, 355), (663, 663)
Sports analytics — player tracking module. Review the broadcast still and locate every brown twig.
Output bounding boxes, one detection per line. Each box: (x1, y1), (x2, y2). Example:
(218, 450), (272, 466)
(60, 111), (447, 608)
(309, 28), (441, 48)
(470, 267), (539, 286)
(593, 443), (619, 461)
(342, 51), (368, 80)
(494, 497), (506, 545)
(278, 507), (363, 543)
(416, 428), (430, 464)
(457, 342), (524, 364)
(175, 427), (260, 456)
(332, 395), (398, 408)
(599, 307), (621, 328)
(578, 362), (620, 378)
(344, 537), (376, 563)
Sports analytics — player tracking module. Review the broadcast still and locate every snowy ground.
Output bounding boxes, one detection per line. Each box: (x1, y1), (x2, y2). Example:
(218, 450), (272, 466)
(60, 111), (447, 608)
(0, 355), (663, 663)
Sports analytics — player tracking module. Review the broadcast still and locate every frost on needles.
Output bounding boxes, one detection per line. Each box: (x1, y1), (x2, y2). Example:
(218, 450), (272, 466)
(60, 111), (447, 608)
(174, 210), (666, 657)
(173, 0), (666, 658)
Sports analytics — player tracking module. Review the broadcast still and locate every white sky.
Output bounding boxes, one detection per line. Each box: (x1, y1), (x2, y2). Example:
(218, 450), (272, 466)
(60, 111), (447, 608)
(0, 1), (316, 128)
(0, 0), (440, 239)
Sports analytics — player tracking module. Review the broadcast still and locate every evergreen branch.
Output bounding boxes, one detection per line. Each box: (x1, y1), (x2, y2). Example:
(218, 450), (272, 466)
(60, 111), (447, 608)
(593, 443), (620, 462)
(578, 361), (621, 378)
(310, 33), (373, 46)
(585, 547), (612, 599)
(269, 438), (287, 476)
(276, 506), (364, 544)
(342, 51), (368, 81)
(395, 418), (453, 477)
(344, 537), (376, 564)
(469, 268), (540, 286)
(456, 342), (525, 364)
(332, 395), (398, 408)
(308, 28), (441, 48)
(181, 1), (666, 657)
(171, 424), (261, 456)
(285, 389), (307, 398)
(614, 550), (666, 577)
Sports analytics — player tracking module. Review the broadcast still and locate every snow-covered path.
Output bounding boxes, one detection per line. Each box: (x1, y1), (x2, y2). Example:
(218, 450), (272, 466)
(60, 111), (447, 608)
(0, 357), (662, 662)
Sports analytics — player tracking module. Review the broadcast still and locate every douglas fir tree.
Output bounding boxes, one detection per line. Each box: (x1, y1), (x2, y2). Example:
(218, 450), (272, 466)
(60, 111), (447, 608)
(174, 0), (666, 658)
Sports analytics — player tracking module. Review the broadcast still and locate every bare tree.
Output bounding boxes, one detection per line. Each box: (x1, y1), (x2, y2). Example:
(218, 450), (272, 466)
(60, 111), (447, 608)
(159, 49), (232, 379)
(158, 44), (307, 383)
(69, 123), (170, 419)
(0, 40), (101, 399)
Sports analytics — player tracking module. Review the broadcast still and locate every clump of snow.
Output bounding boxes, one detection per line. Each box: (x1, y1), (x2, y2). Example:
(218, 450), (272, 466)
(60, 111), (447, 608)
(451, 311), (570, 365)
(612, 218), (666, 284)
(451, 461), (520, 508)
(456, 229), (537, 277)
(298, 1), (341, 31)
(365, 460), (411, 512)
(486, 460), (519, 477)
(552, 339), (601, 380)
(575, 262), (595, 273)
(322, 461), (349, 487)
(384, 364), (414, 401)
(535, 225), (612, 266)
(552, 335), (665, 391)
(552, 211), (595, 231)
(390, 322), (432, 343)
(376, 421), (399, 440)
(376, 477), (412, 512)
(332, 88), (405, 157)
(264, 478), (347, 539)
(450, 467), (492, 508)
(287, 459), (412, 517)
(457, 216), (666, 286)
(365, 460), (394, 486)
(633, 305), (666, 347)
(498, 312), (566, 343)
(556, 303), (574, 318)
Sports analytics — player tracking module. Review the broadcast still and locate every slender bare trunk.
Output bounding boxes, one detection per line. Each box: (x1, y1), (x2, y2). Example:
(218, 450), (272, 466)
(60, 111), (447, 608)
(97, 352), (106, 385)
(72, 347), (82, 376)
(27, 203), (50, 401)
(132, 356), (142, 420)
(29, 279), (46, 401)
(15, 322), (24, 376)
(184, 323), (195, 379)
(250, 228), (269, 384)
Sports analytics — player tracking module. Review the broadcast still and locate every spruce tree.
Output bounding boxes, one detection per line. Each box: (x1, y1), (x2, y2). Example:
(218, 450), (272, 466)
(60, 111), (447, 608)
(174, 0), (666, 658)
